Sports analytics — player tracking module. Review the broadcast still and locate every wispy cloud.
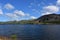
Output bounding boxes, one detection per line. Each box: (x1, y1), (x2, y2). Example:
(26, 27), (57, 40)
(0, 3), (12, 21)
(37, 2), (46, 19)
(0, 9), (3, 15)
(4, 3), (15, 10)
(6, 13), (18, 18)
(30, 16), (37, 19)
(14, 10), (25, 17)
(42, 12), (52, 15)
(14, 10), (30, 17)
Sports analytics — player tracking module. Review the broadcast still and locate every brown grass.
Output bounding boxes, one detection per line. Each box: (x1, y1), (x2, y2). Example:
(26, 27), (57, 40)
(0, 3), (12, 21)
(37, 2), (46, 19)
(0, 36), (12, 40)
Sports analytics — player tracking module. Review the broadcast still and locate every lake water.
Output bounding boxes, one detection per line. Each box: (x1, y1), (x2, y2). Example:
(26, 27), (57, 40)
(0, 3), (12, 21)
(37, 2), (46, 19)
(0, 24), (60, 40)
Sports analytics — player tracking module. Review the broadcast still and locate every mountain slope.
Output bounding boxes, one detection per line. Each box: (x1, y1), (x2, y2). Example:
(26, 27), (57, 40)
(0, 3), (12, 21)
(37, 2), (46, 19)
(36, 14), (60, 24)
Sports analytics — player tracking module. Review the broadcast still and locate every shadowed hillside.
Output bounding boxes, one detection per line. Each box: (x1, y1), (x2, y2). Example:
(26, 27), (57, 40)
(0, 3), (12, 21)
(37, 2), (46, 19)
(36, 14), (60, 24)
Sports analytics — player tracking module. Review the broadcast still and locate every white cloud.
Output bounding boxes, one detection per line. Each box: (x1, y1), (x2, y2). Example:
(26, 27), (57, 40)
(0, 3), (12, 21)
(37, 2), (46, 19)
(41, 5), (59, 15)
(0, 9), (3, 15)
(42, 12), (52, 15)
(30, 16), (37, 19)
(14, 10), (25, 16)
(6, 13), (18, 18)
(43, 5), (59, 13)
(57, 0), (60, 5)
(4, 3), (14, 10)
(14, 10), (30, 17)
(5, 13), (19, 21)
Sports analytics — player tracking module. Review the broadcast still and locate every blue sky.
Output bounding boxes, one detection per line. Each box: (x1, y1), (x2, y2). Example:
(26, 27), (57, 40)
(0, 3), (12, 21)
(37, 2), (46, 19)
(0, 0), (60, 21)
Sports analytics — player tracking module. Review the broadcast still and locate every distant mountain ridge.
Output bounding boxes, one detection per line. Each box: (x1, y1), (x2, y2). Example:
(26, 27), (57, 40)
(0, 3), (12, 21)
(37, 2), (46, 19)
(1, 14), (60, 24)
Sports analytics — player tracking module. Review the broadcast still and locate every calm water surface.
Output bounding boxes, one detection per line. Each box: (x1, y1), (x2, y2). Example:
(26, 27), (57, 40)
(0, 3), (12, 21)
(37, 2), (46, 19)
(0, 24), (60, 40)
